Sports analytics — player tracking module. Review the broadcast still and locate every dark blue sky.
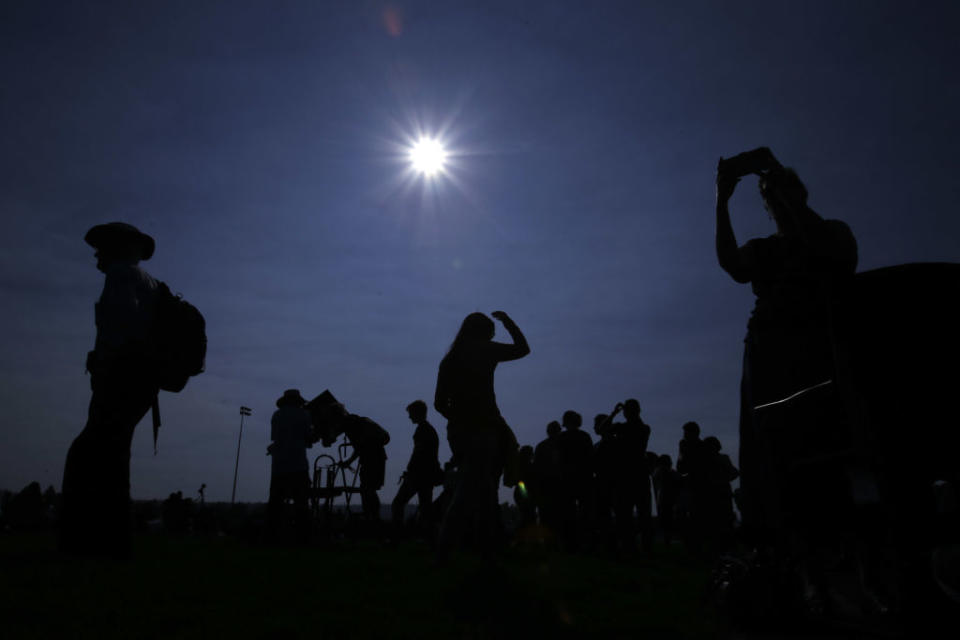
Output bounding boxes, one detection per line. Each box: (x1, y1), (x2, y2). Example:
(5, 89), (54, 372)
(2, 1), (958, 502)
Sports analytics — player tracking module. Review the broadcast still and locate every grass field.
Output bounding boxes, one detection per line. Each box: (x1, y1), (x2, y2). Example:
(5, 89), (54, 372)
(1, 531), (723, 639)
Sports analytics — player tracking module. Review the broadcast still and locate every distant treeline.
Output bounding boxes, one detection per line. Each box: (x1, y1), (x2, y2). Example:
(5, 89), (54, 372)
(1, 482), (441, 540)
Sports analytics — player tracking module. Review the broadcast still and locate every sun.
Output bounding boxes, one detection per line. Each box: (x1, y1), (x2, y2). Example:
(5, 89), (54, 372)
(409, 137), (447, 176)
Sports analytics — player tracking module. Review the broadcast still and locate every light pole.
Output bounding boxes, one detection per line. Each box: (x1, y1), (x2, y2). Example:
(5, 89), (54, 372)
(232, 406), (252, 504)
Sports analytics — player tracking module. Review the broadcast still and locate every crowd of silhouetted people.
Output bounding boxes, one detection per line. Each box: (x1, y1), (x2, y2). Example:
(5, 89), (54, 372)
(47, 148), (960, 633)
(287, 302), (741, 563)
(266, 392), (744, 563)
(265, 362), (741, 562)
(512, 406), (739, 558)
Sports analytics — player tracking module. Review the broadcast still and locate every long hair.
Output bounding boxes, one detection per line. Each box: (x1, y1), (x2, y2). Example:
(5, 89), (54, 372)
(436, 312), (496, 420)
(445, 312), (495, 357)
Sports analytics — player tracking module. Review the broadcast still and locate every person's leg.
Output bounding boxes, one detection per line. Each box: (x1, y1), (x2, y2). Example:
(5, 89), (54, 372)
(392, 478), (417, 528)
(613, 488), (636, 553)
(639, 486), (654, 553)
(438, 429), (499, 558)
(558, 483), (577, 551)
(60, 416), (98, 554)
(437, 464), (472, 559)
(60, 374), (153, 557)
(576, 482), (595, 551)
(595, 486), (614, 552)
(416, 481), (434, 528)
(266, 474), (286, 539)
(479, 443), (504, 555)
(361, 486), (381, 521)
(358, 457), (384, 526)
(661, 500), (675, 545)
(292, 471), (312, 542)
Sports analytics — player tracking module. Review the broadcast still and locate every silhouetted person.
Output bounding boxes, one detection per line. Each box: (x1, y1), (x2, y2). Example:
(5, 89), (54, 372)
(533, 420), (564, 538)
(612, 398), (653, 553)
(676, 421), (707, 547)
(677, 421), (705, 477)
(513, 445), (537, 532)
(328, 403), (390, 524)
(645, 450), (659, 475)
(392, 400), (442, 537)
(161, 490), (194, 534)
(700, 436), (739, 554)
(308, 390), (390, 526)
(6, 481), (46, 530)
(716, 147), (857, 542)
(431, 459), (458, 530)
(267, 389), (314, 540)
(60, 222), (160, 557)
(434, 311), (530, 558)
(593, 412), (618, 552)
(558, 409), (594, 551)
(652, 454), (680, 546)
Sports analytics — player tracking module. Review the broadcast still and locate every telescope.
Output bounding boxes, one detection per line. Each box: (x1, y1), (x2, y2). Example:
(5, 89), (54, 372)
(305, 389), (347, 447)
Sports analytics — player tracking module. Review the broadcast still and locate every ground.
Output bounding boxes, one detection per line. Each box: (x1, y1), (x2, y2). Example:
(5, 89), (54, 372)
(2, 531), (723, 639)
(6, 529), (944, 639)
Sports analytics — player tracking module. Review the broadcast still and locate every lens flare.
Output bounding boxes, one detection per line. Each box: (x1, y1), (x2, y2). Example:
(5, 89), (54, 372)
(409, 137), (447, 176)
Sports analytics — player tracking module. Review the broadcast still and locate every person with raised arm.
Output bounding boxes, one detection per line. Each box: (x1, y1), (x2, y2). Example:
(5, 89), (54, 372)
(434, 311), (530, 558)
(715, 147), (857, 542)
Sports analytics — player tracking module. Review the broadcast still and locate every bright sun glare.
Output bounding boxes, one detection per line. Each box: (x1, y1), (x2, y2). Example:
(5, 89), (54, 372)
(409, 137), (447, 176)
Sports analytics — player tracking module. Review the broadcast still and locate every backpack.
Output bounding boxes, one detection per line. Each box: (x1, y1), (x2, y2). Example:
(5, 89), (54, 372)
(154, 281), (206, 392)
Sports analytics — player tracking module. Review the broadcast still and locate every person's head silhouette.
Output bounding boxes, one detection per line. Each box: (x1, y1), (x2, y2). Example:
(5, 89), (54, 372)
(455, 312), (495, 345)
(623, 399), (641, 421)
(562, 410), (582, 430)
(406, 399), (427, 423)
(84, 222), (155, 272)
(593, 413), (609, 436)
(276, 389), (306, 408)
(546, 420), (561, 438)
(759, 167), (811, 232)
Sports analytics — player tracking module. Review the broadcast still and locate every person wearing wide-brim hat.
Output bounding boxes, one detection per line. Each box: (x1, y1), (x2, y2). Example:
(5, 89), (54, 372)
(84, 222), (156, 264)
(267, 388), (315, 540)
(276, 388), (307, 408)
(60, 222), (162, 558)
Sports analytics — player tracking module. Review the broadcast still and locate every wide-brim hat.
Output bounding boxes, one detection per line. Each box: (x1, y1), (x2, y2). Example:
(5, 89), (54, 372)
(276, 389), (306, 408)
(84, 222), (155, 261)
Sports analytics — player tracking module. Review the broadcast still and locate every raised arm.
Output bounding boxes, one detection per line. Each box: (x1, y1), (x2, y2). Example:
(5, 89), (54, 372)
(715, 164), (752, 283)
(490, 310), (530, 361)
(716, 148), (784, 282)
(596, 402), (624, 434)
